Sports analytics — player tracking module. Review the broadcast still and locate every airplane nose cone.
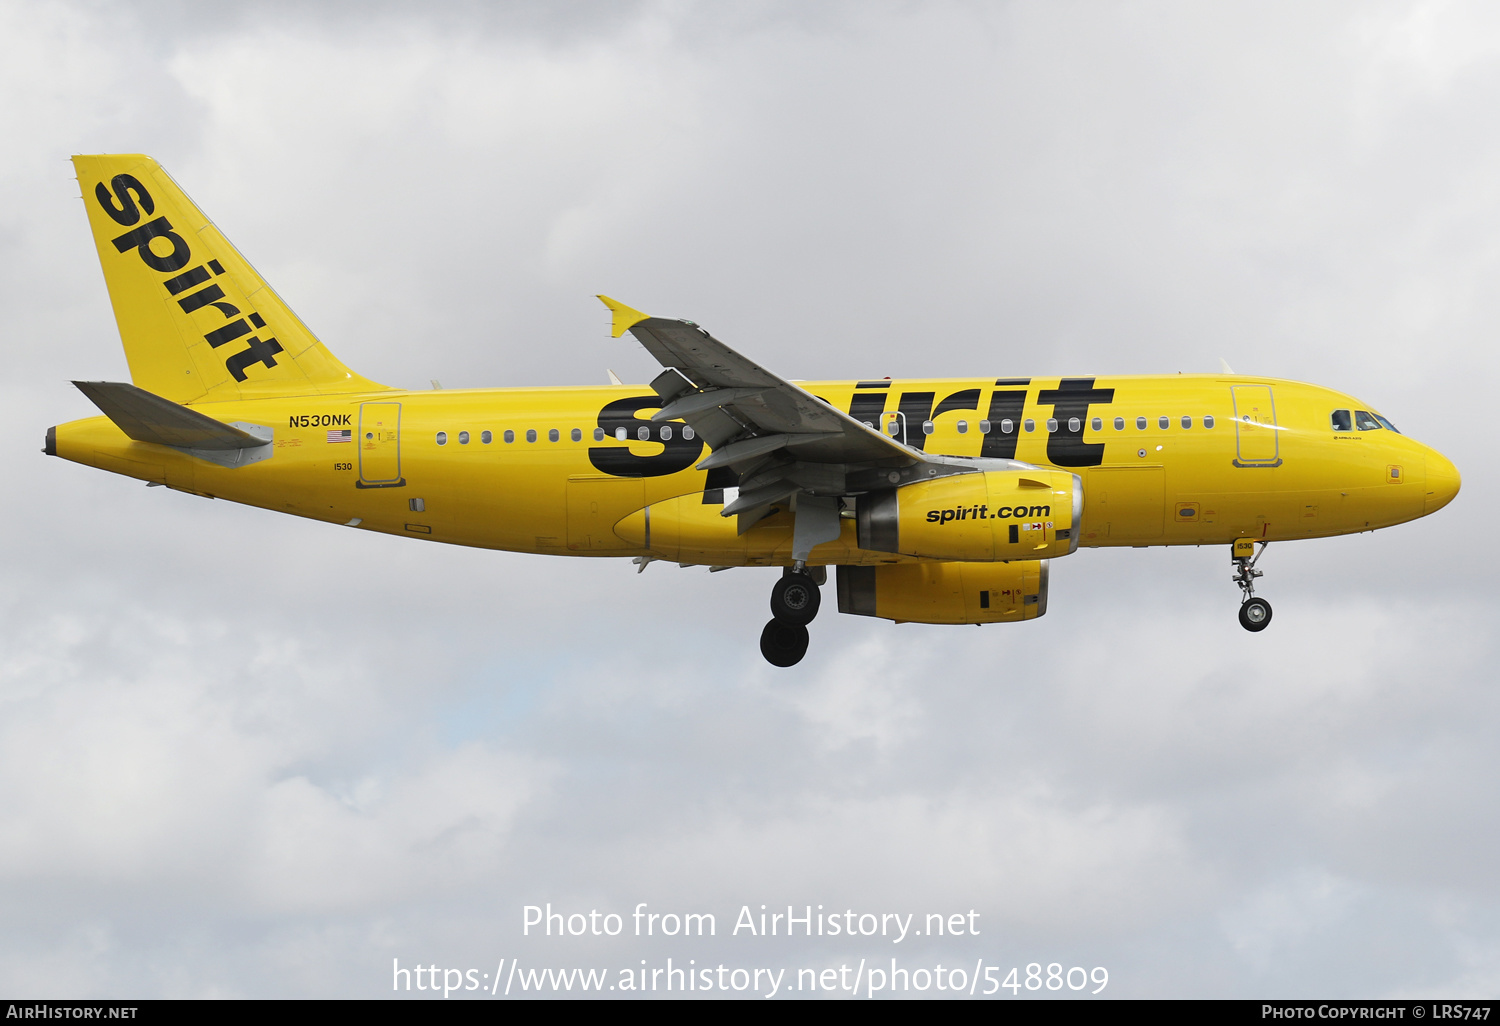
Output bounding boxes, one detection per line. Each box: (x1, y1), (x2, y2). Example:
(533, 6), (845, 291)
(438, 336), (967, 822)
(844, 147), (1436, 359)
(1425, 450), (1461, 515)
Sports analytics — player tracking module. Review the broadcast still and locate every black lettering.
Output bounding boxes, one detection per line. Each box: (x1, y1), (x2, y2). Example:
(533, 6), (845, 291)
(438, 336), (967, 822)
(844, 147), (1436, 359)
(997, 506), (1012, 518)
(111, 216), (191, 272)
(926, 511), (939, 523)
(208, 259), (225, 274)
(177, 284), (240, 318)
(249, 312), (266, 328)
(1036, 377), (1115, 467)
(980, 379), (1031, 459)
(587, 396), (704, 477)
(204, 319), (251, 348)
(224, 335), (284, 382)
(897, 391), (936, 450)
(94, 174), (154, 226)
(936, 390), (981, 415)
(163, 266), (210, 295)
(1029, 505), (1050, 517)
(847, 390), (888, 431)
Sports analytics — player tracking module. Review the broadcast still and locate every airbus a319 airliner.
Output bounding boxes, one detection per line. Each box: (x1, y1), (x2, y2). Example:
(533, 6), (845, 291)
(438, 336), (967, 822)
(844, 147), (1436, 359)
(48, 155), (1461, 666)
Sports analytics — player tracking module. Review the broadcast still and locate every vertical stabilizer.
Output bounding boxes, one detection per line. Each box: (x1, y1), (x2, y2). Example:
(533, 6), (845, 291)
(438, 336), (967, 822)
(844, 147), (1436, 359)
(72, 154), (389, 403)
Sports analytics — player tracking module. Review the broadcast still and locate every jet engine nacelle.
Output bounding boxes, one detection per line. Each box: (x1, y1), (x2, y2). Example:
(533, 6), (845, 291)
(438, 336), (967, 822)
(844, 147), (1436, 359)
(856, 469), (1082, 561)
(836, 560), (1048, 624)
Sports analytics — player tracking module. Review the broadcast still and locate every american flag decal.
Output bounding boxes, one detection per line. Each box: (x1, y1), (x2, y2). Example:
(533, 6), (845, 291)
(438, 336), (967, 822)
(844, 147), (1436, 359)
(327, 429), (352, 443)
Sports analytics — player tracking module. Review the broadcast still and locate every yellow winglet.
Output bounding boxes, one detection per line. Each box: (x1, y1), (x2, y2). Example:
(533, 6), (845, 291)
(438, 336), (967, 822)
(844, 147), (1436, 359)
(597, 295), (650, 338)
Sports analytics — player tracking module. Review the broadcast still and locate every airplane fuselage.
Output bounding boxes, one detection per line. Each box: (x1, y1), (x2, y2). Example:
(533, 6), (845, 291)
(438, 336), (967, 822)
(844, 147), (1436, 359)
(51, 373), (1457, 563)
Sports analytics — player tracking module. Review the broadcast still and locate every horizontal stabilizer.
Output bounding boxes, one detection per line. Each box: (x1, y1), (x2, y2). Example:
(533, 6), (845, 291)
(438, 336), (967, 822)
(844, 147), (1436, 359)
(73, 381), (268, 450)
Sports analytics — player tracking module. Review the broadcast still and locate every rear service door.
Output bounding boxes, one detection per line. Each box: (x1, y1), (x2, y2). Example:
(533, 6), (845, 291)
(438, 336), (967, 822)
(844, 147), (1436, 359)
(1231, 386), (1281, 467)
(357, 402), (405, 487)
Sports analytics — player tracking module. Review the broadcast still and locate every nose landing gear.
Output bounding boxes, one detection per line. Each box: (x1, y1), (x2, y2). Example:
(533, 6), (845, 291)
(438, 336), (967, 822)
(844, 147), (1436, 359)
(1231, 540), (1272, 632)
(761, 565), (822, 666)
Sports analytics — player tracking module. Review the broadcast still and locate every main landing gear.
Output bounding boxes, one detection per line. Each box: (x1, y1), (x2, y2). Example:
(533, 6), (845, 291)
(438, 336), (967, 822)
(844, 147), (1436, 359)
(761, 565), (823, 666)
(1231, 540), (1272, 632)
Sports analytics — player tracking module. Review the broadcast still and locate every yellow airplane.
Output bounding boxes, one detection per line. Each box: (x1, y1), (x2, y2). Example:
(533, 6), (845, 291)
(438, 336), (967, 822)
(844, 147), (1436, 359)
(48, 155), (1461, 666)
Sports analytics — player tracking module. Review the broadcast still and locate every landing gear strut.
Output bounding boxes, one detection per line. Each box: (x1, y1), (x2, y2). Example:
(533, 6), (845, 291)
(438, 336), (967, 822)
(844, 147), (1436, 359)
(1232, 540), (1272, 632)
(761, 565), (822, 666)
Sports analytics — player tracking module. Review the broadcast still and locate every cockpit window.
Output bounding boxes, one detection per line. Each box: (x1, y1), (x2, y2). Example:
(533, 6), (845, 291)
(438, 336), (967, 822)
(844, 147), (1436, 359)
(1331, 410), (1352, 432)
(1354, 410), (1381, 431)
(1372, 413), (1400, 434)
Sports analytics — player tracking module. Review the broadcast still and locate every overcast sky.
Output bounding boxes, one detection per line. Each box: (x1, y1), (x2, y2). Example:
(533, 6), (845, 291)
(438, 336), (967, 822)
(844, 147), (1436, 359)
(0, 0), (1494, 999)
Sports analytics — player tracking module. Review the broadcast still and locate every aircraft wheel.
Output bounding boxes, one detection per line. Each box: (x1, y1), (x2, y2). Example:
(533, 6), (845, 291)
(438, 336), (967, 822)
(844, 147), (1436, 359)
(1238, 597), (1272, 632)
(770, 572), (821, 625)
(760, 619), (810, 667)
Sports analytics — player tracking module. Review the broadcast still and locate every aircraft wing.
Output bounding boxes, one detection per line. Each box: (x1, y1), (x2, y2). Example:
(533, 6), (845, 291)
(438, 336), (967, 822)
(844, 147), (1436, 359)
(599, 296), (925, 530)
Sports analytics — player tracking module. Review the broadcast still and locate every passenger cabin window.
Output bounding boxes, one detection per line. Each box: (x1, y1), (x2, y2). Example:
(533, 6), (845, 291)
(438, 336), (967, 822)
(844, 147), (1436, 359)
(1091, 417), (1102, 431)
(683, 426), (696, 440)
(1024, 419), (1035, 432)
(571, 428), (583, 442)
(1001, 419), (1014, 433)
(1204, 415), (1215, 429)
(1354, 411), (1381, 431)
(1158, 416), (1170, 429)
(956, 420), (969, 434)
(922, 420), (935, 435)
(593, 428), (605, 441)
(526, 429), (537, 443)
(1331, 409), (1353, 432)
(1114, 417), (1125, 430)
(481, 430), (492, 444)
(436, 431), (447, 445)
(637, 427), (650, 441)
(660, 426), (673, 440)
(1046, 418), (1058, 431)
(978, 420), (991, 434)
(458, 430), (470, 444)
(1136, 416), (1147, 430)
(616, 427), (628, 441)
(1181, 416), (1192, 429)
(548, 428), (560, 442)
(504, 429), (515, 443)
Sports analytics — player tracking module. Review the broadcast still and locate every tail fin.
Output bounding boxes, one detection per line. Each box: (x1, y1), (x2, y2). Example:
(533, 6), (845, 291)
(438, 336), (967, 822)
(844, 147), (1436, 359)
(72, 154), (389, 403)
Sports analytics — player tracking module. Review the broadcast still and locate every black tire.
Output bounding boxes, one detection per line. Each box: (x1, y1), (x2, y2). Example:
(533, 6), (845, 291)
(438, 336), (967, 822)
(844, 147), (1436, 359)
(760, 619), (810, 667)
(1238, 597), (1272, 632)
(771, 573), (821, 625)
